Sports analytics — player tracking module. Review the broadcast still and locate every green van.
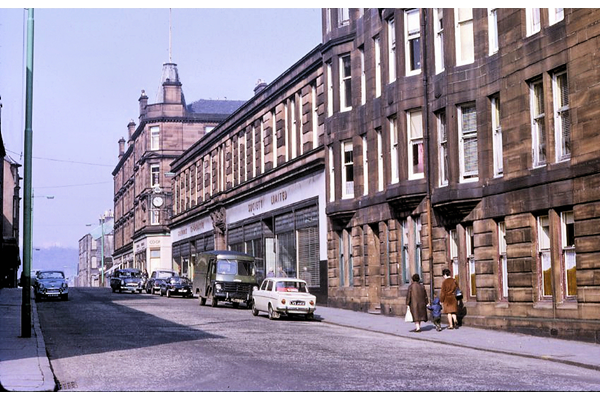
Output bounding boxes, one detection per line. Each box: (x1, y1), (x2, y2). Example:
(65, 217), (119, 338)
(193, 250), (258, 308)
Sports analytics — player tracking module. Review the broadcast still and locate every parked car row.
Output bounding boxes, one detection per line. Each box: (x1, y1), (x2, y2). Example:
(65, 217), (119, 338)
(109, 268), (193, 298)
(108, 251), (317, 321)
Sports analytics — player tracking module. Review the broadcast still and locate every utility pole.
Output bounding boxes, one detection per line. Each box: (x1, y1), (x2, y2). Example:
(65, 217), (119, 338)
(21, 8), (35, 338)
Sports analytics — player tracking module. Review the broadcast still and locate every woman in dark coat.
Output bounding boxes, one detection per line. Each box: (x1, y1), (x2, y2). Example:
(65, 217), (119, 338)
(439, 268), (459, 329)
(406, 274), (428, 332)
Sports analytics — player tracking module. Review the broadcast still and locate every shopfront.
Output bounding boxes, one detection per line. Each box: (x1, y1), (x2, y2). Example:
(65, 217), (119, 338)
(226, 171), (327, 301)
(169, 171), (327, 301)
(171, 215), (214, 279)
(132, 235), (173, 276)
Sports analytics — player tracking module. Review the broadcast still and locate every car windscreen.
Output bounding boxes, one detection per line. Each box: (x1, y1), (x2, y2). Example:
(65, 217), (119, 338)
(275, 281), (308, 293)
(157, 272), (176, 279)
(216, 259), (254, 276)
(38, 272), (64, 279)
(121, 271), (141, 278)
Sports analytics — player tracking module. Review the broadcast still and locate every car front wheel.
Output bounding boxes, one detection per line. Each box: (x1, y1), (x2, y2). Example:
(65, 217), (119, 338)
(252, 304), (259, 316)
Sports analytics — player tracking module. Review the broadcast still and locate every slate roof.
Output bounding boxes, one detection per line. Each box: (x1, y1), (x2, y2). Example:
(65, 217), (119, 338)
(186, 99), (246, 115)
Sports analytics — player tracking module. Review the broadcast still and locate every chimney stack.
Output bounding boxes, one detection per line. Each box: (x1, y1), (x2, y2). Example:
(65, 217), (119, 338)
(254, 79), (267, 96)
(139, 90), (148, 121)
(118, 137), (126, 158)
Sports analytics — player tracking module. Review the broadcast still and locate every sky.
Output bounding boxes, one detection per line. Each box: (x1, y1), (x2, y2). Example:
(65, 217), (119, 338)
(0, 6), (322, 250)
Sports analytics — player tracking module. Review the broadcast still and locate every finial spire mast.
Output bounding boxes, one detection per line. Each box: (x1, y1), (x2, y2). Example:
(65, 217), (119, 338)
(169, 8), (172, 63)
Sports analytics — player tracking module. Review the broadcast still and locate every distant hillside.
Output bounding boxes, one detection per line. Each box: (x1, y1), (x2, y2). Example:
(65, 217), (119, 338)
(32, 246), (78, 278)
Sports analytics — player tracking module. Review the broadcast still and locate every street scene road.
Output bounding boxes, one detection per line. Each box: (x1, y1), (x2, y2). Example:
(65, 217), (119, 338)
(35, 288), (600, 392)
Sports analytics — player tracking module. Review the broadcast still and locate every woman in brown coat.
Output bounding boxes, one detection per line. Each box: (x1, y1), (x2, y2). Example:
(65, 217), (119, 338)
(439, 268), (459, 329)
(406, 274), (428, 332)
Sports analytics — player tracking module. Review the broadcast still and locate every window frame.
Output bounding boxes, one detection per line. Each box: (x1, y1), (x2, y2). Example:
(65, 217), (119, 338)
(549, 8), (564, 25)
(359, 47), (366, 105)
(389, 115), (399, 184)
(553, 70), (570, 162)
(488, 8), (499, 55)
(561, 211), (576, 299)
(405, 8), (421, 75)
(362, 134), (369, 196)
(498, 221), (508, 300)
(374, 36), (382, 98)
(455, 8), (474, 66)
(530, 78), (547, 168)
(408, 109), (424, 180)
(150, 163), (160, 188)
(338, 8), (350, 27)
(537, 215), (552, 299)
(328, 145), (335, 202)
(341, 140), (354, 199)
(150, 126), (160, 151)
(434, 8), (445, 74)
(376, 128), (384, 191)
(339, 54), (352, 112)
(437, 110), (448, 187)
(458, 103), (478, 182)
(491, 94), (503, 177)
(326, 61), (333, 117)
(387, 17), (397, 83)
(526, 8), (541, 36)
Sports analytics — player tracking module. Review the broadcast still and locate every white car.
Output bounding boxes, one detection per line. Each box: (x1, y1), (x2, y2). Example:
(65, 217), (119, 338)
(252, 278), (316, 320)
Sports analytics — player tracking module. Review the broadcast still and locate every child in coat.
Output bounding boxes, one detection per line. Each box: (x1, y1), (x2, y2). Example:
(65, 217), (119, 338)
(427, 296), (443, 332)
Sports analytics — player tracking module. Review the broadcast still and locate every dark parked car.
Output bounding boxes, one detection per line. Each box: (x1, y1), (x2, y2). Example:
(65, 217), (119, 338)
(34, 270), (69, 301)
(145, 270), (179, 294)
(110, 268), (143, 293)
(160, 276), (193, 298)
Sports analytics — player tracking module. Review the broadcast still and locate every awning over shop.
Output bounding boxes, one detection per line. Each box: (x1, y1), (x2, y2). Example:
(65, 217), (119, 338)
(104, 264), (121, 277)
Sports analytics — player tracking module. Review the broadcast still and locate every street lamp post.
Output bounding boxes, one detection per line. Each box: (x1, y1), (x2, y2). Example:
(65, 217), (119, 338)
(21, 7), (35, 339)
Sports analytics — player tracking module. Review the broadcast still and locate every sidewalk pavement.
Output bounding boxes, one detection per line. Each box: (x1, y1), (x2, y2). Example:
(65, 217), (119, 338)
(0, 288), (56, 392)
(1, 287), (599, 392)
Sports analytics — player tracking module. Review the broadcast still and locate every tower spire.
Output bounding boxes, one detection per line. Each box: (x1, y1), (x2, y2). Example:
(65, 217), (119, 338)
(169, 8), (172, 63)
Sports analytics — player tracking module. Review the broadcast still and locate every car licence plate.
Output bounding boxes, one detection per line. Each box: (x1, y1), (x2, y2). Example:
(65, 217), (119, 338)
(291, 301), (305, 306)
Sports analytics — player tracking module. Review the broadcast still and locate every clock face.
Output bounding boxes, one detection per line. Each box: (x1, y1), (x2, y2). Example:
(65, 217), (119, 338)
(152, 196), (164, 207)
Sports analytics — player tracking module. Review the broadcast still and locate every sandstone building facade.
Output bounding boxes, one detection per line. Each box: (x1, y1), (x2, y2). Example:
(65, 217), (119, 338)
(112, 62), (244, 275)
(118, 8), (600, 342)
(322, 8), (600, 342)
(169, 48), (329, 300)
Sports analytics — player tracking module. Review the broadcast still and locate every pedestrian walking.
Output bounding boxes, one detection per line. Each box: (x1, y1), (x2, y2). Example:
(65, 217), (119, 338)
(406, 273), (428, 332)
(439, 268), (459, 329)
(427, 295), (443, 331)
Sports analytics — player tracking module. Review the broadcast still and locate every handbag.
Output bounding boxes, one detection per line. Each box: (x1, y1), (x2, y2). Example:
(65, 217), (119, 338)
(455, 287), (463, 299)
(405, 305), (413, 322)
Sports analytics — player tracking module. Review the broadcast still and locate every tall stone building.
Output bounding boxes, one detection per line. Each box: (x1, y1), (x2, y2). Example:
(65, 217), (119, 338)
(77, 210), (114, 287)
(322, 8), (600, 342)
(137, 8), (600, 342)
(112, 62), (245, 275)
(168, 49), (328, 301)
(0, 99), (21, 288)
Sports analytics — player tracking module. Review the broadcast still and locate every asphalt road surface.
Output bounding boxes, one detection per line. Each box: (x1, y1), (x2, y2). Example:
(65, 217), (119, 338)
(36, 287), (600, 392)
